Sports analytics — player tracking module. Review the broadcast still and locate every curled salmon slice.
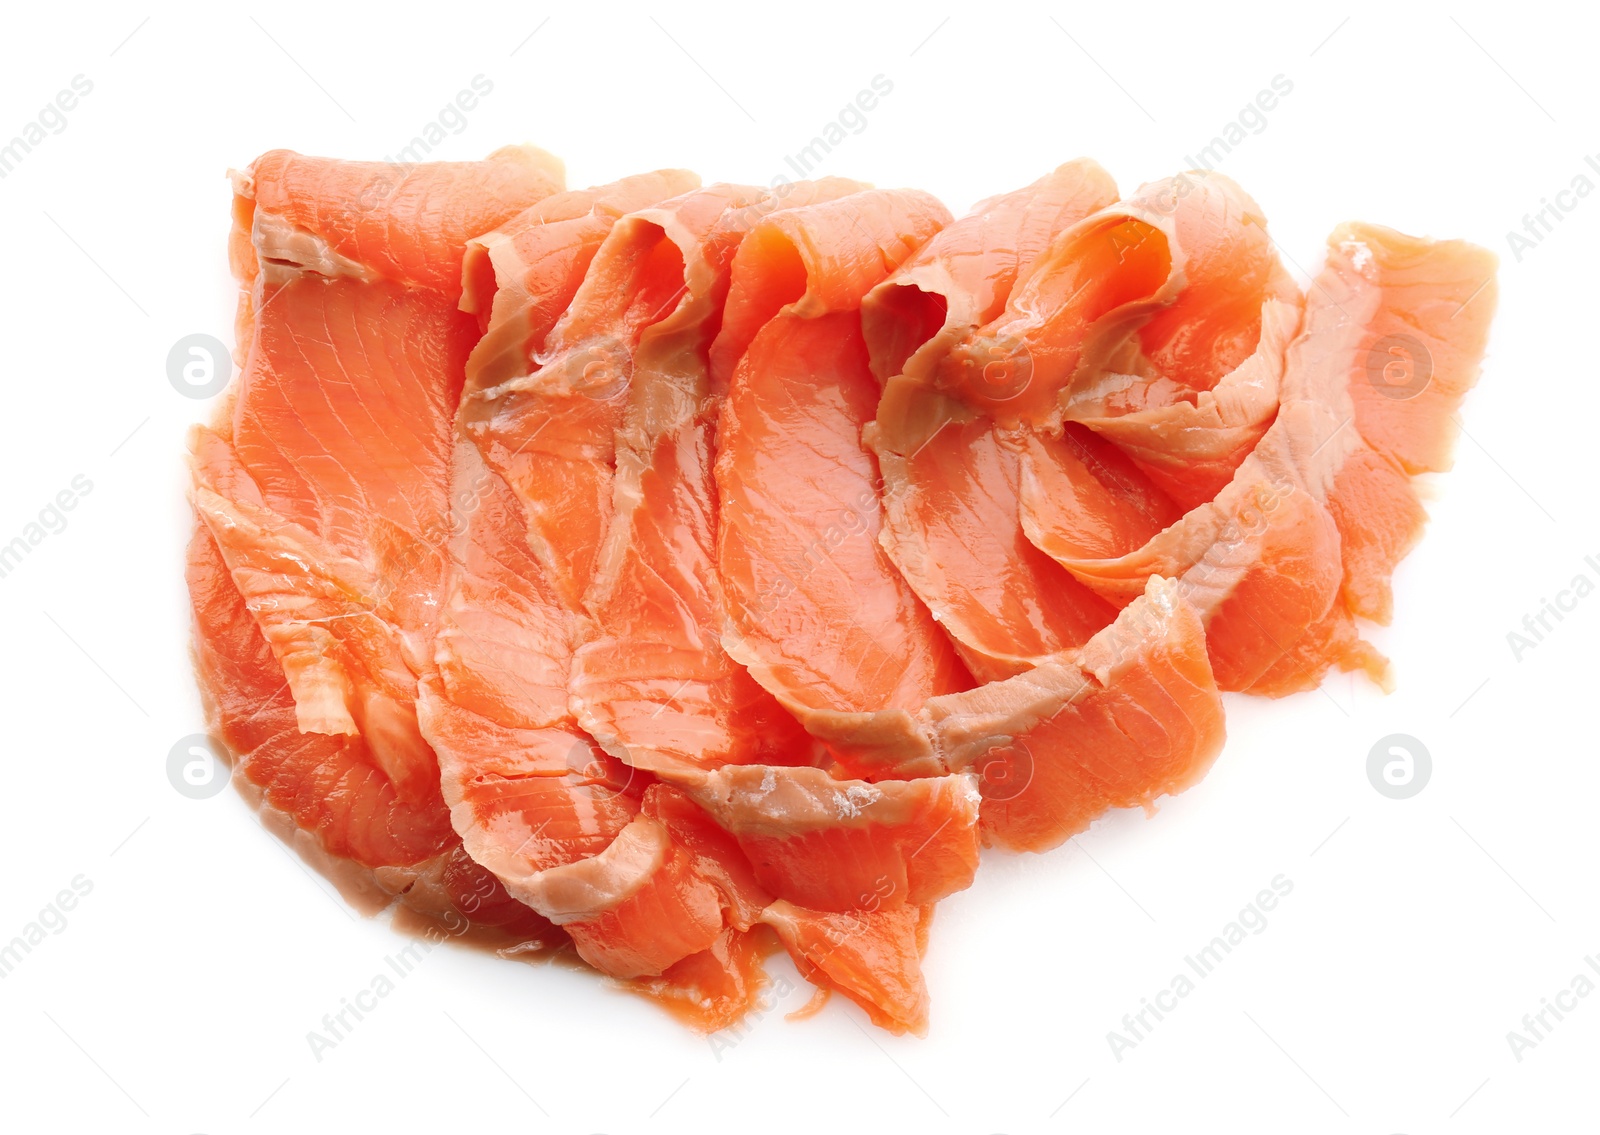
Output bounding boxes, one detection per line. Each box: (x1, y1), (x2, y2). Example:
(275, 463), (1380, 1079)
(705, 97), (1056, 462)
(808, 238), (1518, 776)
(1064, 295), (1301, 510)
(417, 175), (701, 959)
(680, 765), (981, 910)
(608, 786), (949, 1035)
(712, 187), (972, 771)
(1282, 223), (1497, 627)
(1033, 224), (1496, 694)
(568, 179), (864, 777)
(459, 171), (698, 390)
(862, 161), (1123, 682)
(917, 576), (1226, 850)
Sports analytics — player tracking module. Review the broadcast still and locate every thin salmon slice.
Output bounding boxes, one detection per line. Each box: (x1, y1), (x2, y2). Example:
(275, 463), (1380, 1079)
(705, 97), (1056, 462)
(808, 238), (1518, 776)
(425, 176), (967, 1024)
(711, 188), (973, 770)
(612, 785), (949, 1035)
(188, 148), (562, 933)
(568, 180), (864, 777)
(861, 162), (1123, 682)
(916, 576), (1226, 850)
(1285, 223), (1497, 627)
(417, 175), (700, 957)
(459, 171), (697, 391)
(1063, 295), (1300, 510)
(1034, 223), (1496, 694)
(681, 765), (980, 909)
(462, 171), (705, 609)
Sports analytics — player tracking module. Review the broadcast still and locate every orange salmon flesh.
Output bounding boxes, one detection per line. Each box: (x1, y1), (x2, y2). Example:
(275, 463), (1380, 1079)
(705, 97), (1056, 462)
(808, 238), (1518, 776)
(187, 149), (1497, 1035)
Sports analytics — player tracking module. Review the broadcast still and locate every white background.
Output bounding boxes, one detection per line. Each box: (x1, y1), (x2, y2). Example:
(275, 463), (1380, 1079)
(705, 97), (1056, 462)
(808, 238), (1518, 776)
(0, 1), (1593, 1131)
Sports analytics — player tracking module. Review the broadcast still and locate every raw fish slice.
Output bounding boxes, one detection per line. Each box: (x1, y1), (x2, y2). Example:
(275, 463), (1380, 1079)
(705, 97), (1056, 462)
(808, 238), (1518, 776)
(419, 419), (644, 926)
(419, 178), (699, 922)
(467, 175), (729, 608)
(861, 162), (1123, 682)
(188, 525), (564, 950)
(190, 148), (559, 920)
(1016, 423), (1183, 569)
(940, 173), (1290, 543)
(1065, 296), (1300, 510)
(1279, 223), (1497, 626)
(622, 926), (779, 1033)
(589, 785), (947, 1034)
(916, 576), (1226, 850)
(682, 765), (980, 910)
(461, 171), (700, 392)
(761, 901), (934, 1036)
(191, 475), (435, 801)
(425, 176), (780, 979)
(712, 188), (971, 769)
(235, 146), (565, 295)
(570, 179), (864, 777)
(1035, 225), (1496, 694)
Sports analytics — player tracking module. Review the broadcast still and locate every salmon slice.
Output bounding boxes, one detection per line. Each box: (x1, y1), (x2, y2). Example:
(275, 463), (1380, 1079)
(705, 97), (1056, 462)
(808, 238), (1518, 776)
(605, 785), (947, 1035)
(622, 926), (779, 1033)
(711, 188), (972, 769)
(681, 765), (981, 910)
(422, 179), (928, 1001)
(1063, 295), (1300, 510)
(1035, 224), (1497, 694)
(761, 900), (934, 1034)
(188, 148), (562, 931)
(902, 173), (1291, 595)
(916, 576), (1226, 850)
(1284, 223), (1497, 626)
(1016, 423), (1184, 565)
(569, 179), (865, 777)
(460, 172), (708, 609)
(417, 176), (703, 955)
(235, 146), (565, 296)
(861, 162), (1123, 682)
(460, 171), (698, 392)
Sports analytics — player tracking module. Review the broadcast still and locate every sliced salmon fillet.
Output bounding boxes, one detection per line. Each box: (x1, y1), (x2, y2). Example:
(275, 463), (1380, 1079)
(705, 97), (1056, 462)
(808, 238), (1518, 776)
(417, 175), (700, 958)
(1063, 295), (1300, 511)
(188, 147), (562, 932)
(235, 146), (565, 295)
(711, 188), (973, 769)
(1034, 223), (1497, 694)
(916, 576), (1226, 850)
(609, 785), (948, 1034)
(899, 172), (1294, 595)
(1283, 223), (1497, 627)
(188, 524), (568, 947)
(459, 171), (698, 392)
(681, 765), (981, 910)
(1015, 423), (1184, 565)
(567, 179), (862, 777)
(190, 145), (1495, 1037)
(861, 162), (1123, 682)
(422, 175), (968, 1024)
